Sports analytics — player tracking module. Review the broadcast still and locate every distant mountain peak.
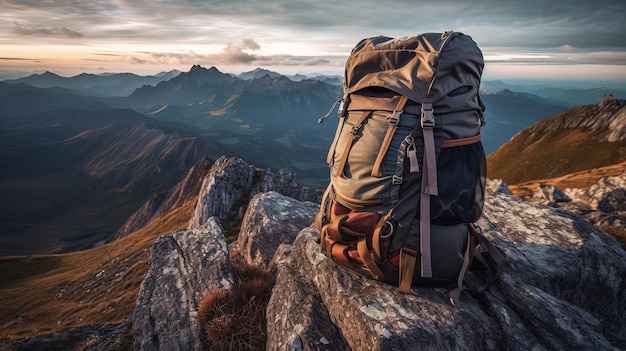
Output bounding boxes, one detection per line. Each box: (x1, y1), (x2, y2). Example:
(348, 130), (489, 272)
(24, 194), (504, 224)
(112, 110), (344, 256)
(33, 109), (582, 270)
(40, 71), (62, 78)
(495, 88), (517, 96)
(599, 92), (616, 107)
(239, 68), (282, 80)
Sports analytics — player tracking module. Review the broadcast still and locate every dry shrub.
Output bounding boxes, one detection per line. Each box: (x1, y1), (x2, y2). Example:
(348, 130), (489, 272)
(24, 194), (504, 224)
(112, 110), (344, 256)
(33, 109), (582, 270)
(198, 262), (275, 351)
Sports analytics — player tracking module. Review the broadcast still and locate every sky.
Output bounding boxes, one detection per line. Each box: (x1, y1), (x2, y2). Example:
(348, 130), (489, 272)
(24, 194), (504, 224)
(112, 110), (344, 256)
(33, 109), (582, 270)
(1, 0), (626, 81)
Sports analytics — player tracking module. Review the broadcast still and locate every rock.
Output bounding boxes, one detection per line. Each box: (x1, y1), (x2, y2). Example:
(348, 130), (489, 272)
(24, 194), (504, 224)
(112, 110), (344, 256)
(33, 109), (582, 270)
(486, 178), (515, 195)
(132, 218), (234, 351)
(236, 191), (319, 269)
(564, 172), (626, 213)
(254, 168), (321, 204)
(534, 184), (571, 203)
(188, 156), (320, 230)
(189, 156), (256, 229)
(561, 172), (626, 247)
(268, 190), (626, 350)
(266, 244), (349, 351)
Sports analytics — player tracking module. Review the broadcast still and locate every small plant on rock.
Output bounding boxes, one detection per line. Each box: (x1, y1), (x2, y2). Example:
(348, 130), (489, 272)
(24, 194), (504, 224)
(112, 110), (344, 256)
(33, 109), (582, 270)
(198, 262), (275, 351)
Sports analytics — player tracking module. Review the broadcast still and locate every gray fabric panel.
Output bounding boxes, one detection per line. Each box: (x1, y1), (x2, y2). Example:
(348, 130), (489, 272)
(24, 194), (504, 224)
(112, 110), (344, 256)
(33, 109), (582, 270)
(343, 32), (483, 104)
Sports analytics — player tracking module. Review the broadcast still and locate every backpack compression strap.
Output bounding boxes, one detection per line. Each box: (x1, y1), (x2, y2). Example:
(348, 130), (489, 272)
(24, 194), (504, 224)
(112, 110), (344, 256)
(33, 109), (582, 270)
(371, 95), (409, 177)
(399, 101), (438, 293)
(419, 101), (438, 278)
(334, 111), (372, 177)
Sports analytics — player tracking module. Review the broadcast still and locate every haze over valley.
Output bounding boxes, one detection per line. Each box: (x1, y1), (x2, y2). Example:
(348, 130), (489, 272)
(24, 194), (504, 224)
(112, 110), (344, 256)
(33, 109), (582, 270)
(1, 66), (625, 256)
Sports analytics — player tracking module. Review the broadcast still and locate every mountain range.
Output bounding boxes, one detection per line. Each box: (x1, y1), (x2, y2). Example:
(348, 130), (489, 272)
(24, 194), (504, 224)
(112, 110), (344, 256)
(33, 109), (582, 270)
(1, 66), (626, 348)
(1, 66), (624, 256)
(0, 101), (229, 254)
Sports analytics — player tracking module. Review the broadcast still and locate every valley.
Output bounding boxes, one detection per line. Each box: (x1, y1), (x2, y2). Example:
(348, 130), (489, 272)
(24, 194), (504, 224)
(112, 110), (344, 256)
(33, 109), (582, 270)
(1, 65), (624, 256)
(1, 66), (626, 346)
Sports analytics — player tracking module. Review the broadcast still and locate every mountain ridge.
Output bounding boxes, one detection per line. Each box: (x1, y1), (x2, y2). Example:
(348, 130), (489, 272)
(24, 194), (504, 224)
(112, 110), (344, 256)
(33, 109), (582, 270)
(3, 70), (179, 97)
(487, 93), (626, 185)
(0, 112), (229, 255)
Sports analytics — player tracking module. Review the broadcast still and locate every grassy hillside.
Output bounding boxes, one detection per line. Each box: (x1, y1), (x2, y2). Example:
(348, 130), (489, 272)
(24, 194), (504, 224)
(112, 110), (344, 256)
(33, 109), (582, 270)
(0, 197), (197, 344)
(488, 127), (626, 184)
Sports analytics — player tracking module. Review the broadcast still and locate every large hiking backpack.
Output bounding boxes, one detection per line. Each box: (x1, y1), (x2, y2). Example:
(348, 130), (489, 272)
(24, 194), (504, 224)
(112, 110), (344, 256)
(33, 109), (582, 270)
(315, 31), (507, 305)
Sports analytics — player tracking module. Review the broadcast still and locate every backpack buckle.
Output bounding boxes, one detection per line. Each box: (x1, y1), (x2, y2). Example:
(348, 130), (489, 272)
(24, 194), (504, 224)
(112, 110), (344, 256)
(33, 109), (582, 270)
(421, 102), (434, 129)
(392, 175), (403, 184)
(388, 111), (401, 125)
(337, 99), (346, 117)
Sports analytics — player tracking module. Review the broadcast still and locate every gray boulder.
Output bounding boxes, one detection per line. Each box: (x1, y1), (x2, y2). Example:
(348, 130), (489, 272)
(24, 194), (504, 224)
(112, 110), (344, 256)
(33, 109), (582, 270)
(534, 184), (571, 203)
(268, 190), (626, 350)
(236, 191), (319, 269)
(562, 171), (626, 247)
(132, 218), (234, 351)
(486, 178), (515, 196)
(266, 244), (350, 351)
(189, 156), (256, 228)
(189, 156), (320, 229)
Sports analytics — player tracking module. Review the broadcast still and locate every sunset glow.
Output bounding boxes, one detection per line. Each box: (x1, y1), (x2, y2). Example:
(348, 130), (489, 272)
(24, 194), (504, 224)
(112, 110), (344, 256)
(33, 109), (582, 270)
(1, 0), (625, 79)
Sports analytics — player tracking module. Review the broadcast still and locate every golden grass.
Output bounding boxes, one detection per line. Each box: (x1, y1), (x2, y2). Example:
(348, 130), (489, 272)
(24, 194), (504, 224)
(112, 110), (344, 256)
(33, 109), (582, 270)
(506, 161), (626, 198)
(488, 127), (626, 186)
(0, 196), (198, 344)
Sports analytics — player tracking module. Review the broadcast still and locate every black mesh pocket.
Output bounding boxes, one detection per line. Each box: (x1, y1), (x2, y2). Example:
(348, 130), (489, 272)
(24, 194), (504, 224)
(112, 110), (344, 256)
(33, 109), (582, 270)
(431, 140), (486, 224)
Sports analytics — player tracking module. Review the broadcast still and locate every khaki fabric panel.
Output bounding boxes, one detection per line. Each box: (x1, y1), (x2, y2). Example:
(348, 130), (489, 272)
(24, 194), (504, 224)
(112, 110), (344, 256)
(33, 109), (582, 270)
(330, 110), (392, 202)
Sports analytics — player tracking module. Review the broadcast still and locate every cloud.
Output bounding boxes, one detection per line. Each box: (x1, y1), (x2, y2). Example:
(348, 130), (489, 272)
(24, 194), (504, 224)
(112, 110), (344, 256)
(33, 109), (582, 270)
(1, 0), (624, 76)
(116, 39), (340, 69)
(210, 39), (260, 64)
(12, 23), (83, 38)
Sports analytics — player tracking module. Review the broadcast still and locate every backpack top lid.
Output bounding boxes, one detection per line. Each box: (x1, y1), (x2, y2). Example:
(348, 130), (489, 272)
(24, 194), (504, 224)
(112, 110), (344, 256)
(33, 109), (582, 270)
(343, 31), (484, 104)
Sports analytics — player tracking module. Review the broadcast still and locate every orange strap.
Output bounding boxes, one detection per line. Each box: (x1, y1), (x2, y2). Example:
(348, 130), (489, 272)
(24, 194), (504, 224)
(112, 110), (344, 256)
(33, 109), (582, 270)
(371, 213), (390, 264)
(334, 111), (371, 177)
(441, 134), (481, 148)
(357, 239), (385, 280)
(399, 247), (417, 293)
(371, 96), (409, 177)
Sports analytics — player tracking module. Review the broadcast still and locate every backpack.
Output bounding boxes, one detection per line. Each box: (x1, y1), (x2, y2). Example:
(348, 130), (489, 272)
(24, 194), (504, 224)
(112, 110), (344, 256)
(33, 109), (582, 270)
(315, 31), (507, 305)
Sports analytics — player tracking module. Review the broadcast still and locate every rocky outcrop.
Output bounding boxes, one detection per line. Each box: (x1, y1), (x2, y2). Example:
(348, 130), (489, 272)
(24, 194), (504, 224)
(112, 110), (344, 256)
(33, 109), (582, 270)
(132, 218), (234, 351)
(265, 191), (626, 350)
(486, 178), (514, 195)
(188, 156), (320, 230)
(235, 191), (319, 269)
(532, 184), (572, 204)
(511, 171), (626, 248)
(127, 158), (626, 350)
(188, 157), (256, 228)
(11, 186), (625, 351)
(92, 156), (625, 351)
(527, 93), (626, 142)
(561, 172), (626, 247)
